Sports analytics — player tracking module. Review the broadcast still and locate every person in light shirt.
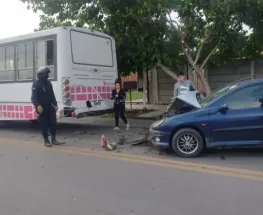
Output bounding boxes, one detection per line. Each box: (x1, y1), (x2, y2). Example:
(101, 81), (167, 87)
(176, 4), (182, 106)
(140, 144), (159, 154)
(174, 72), (196, 97)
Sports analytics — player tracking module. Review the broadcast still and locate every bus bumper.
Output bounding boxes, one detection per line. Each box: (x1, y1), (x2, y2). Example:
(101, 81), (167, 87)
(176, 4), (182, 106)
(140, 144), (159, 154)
(65, 99), (115, 118)
(72, 108), (114, 118)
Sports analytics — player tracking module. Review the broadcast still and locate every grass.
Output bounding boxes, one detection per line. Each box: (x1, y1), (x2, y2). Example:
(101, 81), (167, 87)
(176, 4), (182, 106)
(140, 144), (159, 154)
(126, 91), (143, 101)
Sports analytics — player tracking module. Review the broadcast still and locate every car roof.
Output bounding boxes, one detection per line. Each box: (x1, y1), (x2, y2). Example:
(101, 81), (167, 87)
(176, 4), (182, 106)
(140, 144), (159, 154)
(236, 79), (263, 87)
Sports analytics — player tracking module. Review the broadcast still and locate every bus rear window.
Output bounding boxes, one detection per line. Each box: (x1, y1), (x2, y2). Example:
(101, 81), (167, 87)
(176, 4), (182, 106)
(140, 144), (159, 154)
(36, 40), (55, 79)
(70, 30), (114, 67)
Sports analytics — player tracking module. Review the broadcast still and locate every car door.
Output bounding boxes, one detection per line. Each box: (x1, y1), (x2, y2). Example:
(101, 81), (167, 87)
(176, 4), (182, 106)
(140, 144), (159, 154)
(208, 83), (263, 146)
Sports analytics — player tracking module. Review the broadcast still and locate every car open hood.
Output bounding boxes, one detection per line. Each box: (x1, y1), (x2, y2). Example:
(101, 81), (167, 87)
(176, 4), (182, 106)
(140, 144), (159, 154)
(176, 91), (201, 108)
(162, 91), (202, 118)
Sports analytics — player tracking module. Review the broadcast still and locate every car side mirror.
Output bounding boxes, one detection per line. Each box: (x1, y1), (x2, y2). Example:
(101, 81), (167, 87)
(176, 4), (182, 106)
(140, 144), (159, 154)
(218, 104), (229, 113)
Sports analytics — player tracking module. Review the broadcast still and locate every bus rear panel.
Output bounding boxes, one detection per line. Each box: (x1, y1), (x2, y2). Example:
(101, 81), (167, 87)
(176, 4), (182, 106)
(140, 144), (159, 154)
(60, 28), (118, 118)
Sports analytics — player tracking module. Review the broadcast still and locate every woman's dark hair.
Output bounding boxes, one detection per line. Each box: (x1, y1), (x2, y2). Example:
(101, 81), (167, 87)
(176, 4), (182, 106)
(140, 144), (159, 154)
(115, 78), (121, 85)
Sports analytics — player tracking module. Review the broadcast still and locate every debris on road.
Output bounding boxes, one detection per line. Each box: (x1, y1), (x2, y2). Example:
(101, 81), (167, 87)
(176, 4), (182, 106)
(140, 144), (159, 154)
(100, 129), (152, 152)
(129, 131), (150, 146)
(101, 134), (118, 151)
(158, 151), (164, 155)
(131, 138), (148, 146)
(72, 131), (87, 136)
(64, 131), (88, 139)
(101, 135), (107, 148)
(100, 128), (152, 152)
(115, 132), (125, 145)
(106, 142), (117, 151)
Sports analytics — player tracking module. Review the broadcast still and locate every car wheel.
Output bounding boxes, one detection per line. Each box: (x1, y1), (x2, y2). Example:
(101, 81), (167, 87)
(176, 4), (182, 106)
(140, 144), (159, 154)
(171, 128), (204, 158)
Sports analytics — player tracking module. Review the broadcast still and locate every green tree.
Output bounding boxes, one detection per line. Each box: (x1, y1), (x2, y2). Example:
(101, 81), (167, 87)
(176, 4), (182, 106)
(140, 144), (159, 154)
(234, 0), (263, 59)
(156, 0), (250, 94)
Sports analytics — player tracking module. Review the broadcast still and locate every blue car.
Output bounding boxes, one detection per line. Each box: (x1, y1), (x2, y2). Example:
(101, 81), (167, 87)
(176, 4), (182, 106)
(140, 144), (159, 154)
(150, 79), (263, 158)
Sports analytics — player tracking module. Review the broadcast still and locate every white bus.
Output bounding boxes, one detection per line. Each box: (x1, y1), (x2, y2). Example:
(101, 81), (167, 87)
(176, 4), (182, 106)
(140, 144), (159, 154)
(0, 27), (118, 120)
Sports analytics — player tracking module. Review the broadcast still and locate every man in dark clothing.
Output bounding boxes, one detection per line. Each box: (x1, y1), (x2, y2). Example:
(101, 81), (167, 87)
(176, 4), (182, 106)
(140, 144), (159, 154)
(111, 80), (129, 131)
(31, 67), (63, 147)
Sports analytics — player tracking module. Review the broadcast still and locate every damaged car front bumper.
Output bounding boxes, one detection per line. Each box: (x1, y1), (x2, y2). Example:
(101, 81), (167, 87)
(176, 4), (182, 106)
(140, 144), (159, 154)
(149, 120), (171, 148)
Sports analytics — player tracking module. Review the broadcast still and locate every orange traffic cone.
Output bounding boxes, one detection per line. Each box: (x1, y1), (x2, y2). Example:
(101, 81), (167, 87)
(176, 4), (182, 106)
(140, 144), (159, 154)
(101, 135), (107, 148)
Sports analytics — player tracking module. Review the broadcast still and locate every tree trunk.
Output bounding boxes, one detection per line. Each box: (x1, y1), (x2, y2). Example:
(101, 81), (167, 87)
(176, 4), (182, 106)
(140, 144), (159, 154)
(192, 65), (211, 95)
(182, 47), (212, 95)
(142, 68), (147, 111)
(188, 67), (195, 84)
(156, 63), (177, 80)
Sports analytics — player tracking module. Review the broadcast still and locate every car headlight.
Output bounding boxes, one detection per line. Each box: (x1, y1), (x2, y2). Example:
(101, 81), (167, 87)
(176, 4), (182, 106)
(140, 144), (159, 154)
(151, 119), (165, 128)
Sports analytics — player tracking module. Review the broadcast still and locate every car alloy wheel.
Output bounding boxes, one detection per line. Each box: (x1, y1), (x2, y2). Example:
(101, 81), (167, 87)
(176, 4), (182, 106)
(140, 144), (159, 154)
(177, 133), (198, 155)
(172, 128), (204, 158)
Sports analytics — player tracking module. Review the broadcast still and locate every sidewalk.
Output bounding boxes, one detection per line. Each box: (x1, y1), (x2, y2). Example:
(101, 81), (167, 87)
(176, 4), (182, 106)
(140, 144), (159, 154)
(126, 103), (166, 120)
(126, 103), (166, 111)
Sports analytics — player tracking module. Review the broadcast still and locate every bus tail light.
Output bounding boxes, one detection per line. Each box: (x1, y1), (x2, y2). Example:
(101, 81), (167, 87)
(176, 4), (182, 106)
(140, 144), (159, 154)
(63, 85), (70, 91)
(62, 77), (72, 106)
(63, 79), (70, 85)
(64, 93), (70, 98)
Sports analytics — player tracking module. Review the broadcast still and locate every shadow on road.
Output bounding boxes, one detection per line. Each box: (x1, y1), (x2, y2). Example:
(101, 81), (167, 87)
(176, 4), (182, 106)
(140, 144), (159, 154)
(0, 120), (109, 132)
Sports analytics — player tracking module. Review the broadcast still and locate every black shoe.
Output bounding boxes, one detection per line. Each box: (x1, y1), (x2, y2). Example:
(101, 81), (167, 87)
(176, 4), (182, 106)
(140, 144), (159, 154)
(44, 139), (52, 147)
(52, 138), (65, 145)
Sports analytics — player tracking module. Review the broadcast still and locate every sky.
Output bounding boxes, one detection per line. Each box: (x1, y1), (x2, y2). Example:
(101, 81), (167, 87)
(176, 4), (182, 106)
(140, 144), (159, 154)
(0, 0), (40, 39)
(0, 0), (251, 40)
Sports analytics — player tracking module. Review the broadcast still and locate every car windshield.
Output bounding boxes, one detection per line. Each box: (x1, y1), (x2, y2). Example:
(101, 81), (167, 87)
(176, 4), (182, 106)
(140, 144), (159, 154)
(199, 83), (238, 108)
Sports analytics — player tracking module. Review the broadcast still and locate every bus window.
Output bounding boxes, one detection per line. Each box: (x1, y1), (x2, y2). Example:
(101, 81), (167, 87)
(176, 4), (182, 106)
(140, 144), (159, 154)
(46, 40), (54, 66)
(17, 43), (34, 80)
(5, 46), (14, 71)
(0, 46), (14, 81)
(70, 30), (113, 67)
(36, 40), (54, 79)
(0, 47), (4, 71)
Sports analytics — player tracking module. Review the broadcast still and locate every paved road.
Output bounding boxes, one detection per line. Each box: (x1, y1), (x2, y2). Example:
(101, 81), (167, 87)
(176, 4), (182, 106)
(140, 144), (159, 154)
(1, 140), (263, 215)
(1, 118), (263, 172)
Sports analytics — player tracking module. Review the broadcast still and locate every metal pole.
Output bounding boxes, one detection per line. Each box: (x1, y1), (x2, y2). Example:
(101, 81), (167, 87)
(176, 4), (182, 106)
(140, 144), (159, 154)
(130, 89), (132, 110)
(250, 60), (255, 80)
(143, 70), (147, 111)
